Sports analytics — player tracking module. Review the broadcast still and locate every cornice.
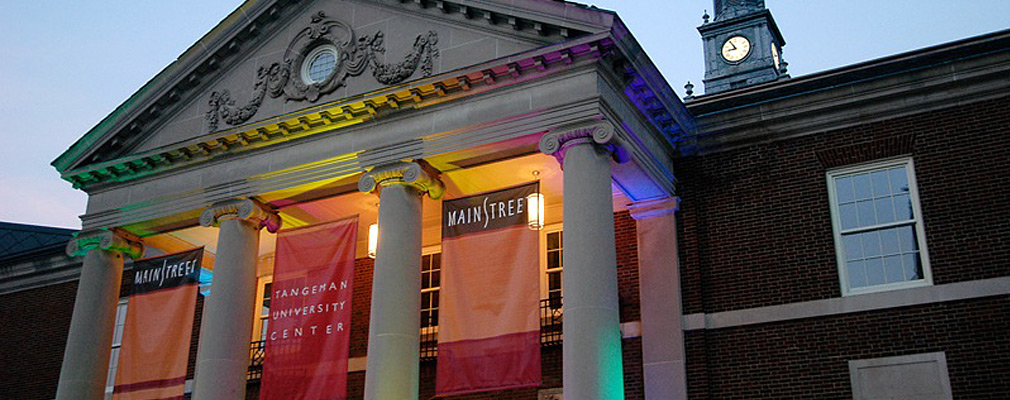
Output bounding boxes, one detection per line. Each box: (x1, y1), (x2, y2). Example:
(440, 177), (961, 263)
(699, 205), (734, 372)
(52, 0), (607, 175)
(60, 33), (617, 191)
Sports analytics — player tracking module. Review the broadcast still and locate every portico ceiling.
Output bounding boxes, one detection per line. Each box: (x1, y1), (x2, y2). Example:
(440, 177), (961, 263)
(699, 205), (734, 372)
(154, 152), (630, 272)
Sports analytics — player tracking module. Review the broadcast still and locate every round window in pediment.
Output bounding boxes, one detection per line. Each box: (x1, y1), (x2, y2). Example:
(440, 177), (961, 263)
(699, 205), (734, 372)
(301, 44), (339, 85)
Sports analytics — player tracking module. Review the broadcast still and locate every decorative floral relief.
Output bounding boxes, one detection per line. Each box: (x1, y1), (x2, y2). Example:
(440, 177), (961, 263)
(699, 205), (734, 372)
(206, 11), (440, 132)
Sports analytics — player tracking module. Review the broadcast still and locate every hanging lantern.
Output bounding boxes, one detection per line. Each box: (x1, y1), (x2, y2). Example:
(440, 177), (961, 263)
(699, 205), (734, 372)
(368, 223), (379, 259)
(526, 192), (545, 231)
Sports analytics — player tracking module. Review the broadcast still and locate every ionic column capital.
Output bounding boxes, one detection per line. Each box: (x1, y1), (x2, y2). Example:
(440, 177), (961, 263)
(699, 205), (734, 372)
(199, 198), (282, 233)
(66, 228), (144, 259)
(539, 121), (631, 165)
(358, 161), (445, 200)
(628, 197), (681, 220)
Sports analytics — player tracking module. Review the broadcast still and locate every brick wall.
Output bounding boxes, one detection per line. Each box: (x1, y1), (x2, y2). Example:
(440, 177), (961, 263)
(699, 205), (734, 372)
(0, 281), (77, 400)
(684, 295), (1010, 399)
(677, 96), (1010, 314)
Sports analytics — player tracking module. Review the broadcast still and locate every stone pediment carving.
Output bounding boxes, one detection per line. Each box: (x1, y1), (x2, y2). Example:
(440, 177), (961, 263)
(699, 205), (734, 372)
(206, 11), (439, 132)
(54, 0), (615, 176)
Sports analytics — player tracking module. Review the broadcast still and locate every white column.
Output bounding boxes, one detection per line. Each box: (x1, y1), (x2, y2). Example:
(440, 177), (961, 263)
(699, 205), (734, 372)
(192, 199), (280, 400)
(540, 122), (629, 400)
(629, 198), (687, 400)
(358, 161), (444, 400)
(56, 230), (144, 400)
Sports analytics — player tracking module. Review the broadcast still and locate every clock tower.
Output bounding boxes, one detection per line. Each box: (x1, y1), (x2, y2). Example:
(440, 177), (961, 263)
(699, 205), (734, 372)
(698, 0), (787, 94)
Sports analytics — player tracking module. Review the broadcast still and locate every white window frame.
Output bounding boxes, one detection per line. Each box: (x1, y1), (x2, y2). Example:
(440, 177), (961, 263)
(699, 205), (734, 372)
(539, 223), (564, 309)
(255, 277), (273, 342)
(420, 245), (442, 331)
(827, 157), (933, 296)
(105, 298), (129, 400)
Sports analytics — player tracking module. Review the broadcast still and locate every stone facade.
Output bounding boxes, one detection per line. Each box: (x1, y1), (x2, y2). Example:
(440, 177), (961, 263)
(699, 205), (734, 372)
(1, 1), (1008, 400)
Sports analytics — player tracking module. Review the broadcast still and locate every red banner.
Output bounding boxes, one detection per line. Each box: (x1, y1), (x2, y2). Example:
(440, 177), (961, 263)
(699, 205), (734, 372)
(260, 217), (357, 400)
(437, 183), (542, 395)
(113, 248), (202, 400)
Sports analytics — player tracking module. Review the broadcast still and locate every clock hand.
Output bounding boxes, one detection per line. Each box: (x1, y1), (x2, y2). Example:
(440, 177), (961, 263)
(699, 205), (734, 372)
(729, 41), (737, 51)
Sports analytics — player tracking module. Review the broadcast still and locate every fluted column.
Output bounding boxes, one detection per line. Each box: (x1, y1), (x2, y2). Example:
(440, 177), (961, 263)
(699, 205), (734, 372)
(359, 161), (444, 400)
(540, 121), (629, 400)
(192, 199), (280, 400)
(56, 229), (144, 400)
(629, 198), (687, 400)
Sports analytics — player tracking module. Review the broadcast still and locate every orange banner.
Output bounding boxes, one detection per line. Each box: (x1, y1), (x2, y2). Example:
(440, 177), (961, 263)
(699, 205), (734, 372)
(437, 183), (542, 395)
(113, 248), (202, 400)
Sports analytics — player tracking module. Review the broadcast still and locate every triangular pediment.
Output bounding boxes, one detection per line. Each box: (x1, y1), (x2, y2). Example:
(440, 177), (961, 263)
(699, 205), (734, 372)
(54, 0), (615, 178)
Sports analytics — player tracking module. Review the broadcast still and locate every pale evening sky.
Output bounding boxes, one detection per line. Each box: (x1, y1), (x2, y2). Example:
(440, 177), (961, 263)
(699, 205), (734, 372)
(1, 1), (1007, 229)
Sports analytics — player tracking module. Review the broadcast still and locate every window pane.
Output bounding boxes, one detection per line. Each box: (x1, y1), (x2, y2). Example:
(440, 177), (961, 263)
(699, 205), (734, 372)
(432, 253), (441, 269)
(889, 166), (909, 193)
(432, 291), (439, 308)
(853, 174), (872, 200)
(262, 283), (272, 314)
(870, 170), (891, 197)
(431, 271), (440, 288)
(865, 258), (885, 286)
(421, 310), (431, 327)
(843, 234), (863, 261)
(857, 200), (876, 227)
(836, 176), (855, 203)
(107, 347), (120, 387)
(847, 261), (867, 289)
(879, 228), (900, 256)
(902, 254), (922, 280)
(897, 226), (917, 253)
(431, 310), (439, 326)
(421, 292), (431, 308)
(547, 232), (560, 250)
(421, 255), (430, 271)
(861, 231), (882, 258)
(549, 251), (565, 270)
(875, 197), (896, 224)
(548, 271), (561, 290)
(894, 194), (913, 221)
(883, 255), (904, 283)
(839, 203), (859, 230)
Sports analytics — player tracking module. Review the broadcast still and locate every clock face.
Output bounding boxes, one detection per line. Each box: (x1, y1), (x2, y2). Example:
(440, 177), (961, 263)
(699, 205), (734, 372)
(721, 36), (751, 63)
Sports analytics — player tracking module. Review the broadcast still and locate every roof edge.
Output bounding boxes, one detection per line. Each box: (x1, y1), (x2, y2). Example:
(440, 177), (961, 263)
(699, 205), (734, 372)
(52, 0), (272, 173)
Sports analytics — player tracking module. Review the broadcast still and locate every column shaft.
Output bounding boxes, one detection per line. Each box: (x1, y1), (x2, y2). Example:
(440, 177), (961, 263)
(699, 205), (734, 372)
(363, 184), (423, 400)
(55, 249), (125, 400)
(562, 142), (625, 400)
(192, 218), (261, 400)
(631, 200), (687, 400)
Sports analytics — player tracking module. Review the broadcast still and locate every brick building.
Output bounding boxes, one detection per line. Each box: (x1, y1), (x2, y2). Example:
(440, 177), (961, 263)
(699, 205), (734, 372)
(1, 1), (1008, 399)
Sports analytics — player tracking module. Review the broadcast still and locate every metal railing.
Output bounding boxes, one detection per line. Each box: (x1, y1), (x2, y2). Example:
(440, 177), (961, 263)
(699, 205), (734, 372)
(248, 297), (563, 377)
(248, 340), (266, 380)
